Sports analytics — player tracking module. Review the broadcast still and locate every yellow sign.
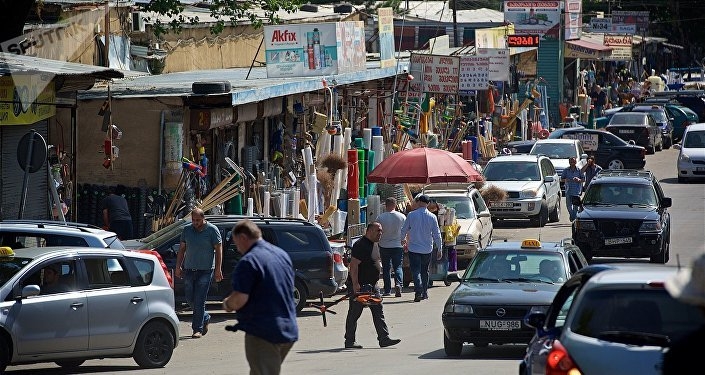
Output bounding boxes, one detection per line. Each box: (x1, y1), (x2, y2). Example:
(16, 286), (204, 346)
(521, 239), (542, 249)
(0, 247), (15, 257)
(0, 75), (56, 126)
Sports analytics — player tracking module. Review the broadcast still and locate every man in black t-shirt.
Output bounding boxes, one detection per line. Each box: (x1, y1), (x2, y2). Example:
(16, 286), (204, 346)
(344, 222), (401, 349)
(102, 185), (133, 240)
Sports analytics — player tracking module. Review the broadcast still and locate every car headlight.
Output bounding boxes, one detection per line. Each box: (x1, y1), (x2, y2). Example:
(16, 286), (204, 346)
(521, 188), (539, 198)
(444, 304), (474, 314)
(575, 219), (596, 231)
(639, 220), (662, 232)
(680, 153), (691, 162)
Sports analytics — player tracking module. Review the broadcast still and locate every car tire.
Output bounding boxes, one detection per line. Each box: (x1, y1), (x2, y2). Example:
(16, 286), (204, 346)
(444, 332), (463, 357)
(650, 238), (670, 264)
(294, 279), (308, 313)
(656, 139), (663, 151)
(55, 360), (85, 369)
(607, 158), (625, 169)
(549, 198), (560, 223)
(0, 338), (9, 373)
(663, 135), (672, 149)
(530, 201), (549, 227)
(191, 81), (232, 94)
(133, 321), (175, 368)
(648, 142), (656, 154)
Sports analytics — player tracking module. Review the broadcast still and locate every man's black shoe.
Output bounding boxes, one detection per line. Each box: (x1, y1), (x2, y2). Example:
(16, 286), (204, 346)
(395, 286), (402, 297)
(379, 338), (401, 348)
(202, 318), (210, 336)
(345, 342), (363, 349)
(414, 295), (421, 302)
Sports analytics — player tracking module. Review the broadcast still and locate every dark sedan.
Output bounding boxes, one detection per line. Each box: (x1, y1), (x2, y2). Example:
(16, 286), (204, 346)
(606, 112), (663, 154)
(441, 239), (589, 356)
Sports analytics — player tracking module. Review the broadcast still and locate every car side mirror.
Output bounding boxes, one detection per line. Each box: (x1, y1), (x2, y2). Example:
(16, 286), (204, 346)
(661, 197), (672, 208)
(21, 285), (41, 299)
(580, 153), (588, 160)
(447, 273), (462, 283)
(628, 140), (636, 145)
(571, 196), (582, 207)
(544, 175), (555, 183)
(524, 311), (547, 330)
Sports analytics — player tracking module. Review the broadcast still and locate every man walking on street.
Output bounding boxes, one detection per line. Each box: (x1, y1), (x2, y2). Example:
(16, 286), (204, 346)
(375, 197), (406, 297)
(102, 185), (133, 240)
(581, 155), (602, 190)
(344, 222), (401, 349)
(400, 194), (443, 302)
(176, 208), (223, 338)
(561, 157), (585, 222)
(223, 220), (298, 375)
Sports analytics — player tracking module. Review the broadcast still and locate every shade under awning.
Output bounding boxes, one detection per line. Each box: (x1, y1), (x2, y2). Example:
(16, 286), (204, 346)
(564, 39), (613, 60)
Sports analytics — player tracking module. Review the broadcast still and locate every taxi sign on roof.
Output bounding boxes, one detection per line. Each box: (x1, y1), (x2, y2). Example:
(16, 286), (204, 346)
(0, 247), (15, 257)
(521, 239), (542, 249)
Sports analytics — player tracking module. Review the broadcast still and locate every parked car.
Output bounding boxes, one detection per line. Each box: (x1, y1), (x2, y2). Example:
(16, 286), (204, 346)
(529, 139), (587, 193)
(424, 184), (493, 261)
(0, 246), (179, 372)
(553, 128), (647, 170)
(481, 154), (561, 227)
(674, 122), (705, 182)
(606, 112), (663, 153)
(571, 169), (671, 263)
(442, 238), (588, 356)
(521, 264), (705, 375)
(631, 104), (674, 148)
(507, 127), (586, 154)
(122, 215), (344, 312)
(665, 104), (699, 141)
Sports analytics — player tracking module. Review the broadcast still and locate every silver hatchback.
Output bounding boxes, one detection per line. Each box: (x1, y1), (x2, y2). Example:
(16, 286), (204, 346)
(0, 246), (179, 372)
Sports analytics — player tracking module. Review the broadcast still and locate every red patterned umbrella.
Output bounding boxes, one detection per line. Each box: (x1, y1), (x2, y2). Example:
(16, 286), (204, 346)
(367, 147), (483, 184)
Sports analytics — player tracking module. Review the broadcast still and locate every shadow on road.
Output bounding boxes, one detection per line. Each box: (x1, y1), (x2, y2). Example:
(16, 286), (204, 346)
(419, 345), (526, 360)
(7, 365), (138, 374)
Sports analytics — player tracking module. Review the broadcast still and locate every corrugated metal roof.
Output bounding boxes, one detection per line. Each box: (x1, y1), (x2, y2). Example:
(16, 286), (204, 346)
(395, 2), (504, 24)
(78, 61), (410, 105)
(0, 52), (126, 80)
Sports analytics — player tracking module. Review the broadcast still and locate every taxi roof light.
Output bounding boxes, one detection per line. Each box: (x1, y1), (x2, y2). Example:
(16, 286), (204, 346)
(0, 247), (15, 257)
(521, 239), (542, 249)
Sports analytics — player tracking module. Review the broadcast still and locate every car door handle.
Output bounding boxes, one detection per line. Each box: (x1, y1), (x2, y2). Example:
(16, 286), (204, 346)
(130, 297), (144, 304)
(70, 302), (84, 310)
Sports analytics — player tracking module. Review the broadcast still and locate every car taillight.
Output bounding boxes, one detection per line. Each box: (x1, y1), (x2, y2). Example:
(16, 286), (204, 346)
(326, 252), (334, 278)
(333, 252), (343, 264)
(546, 340), (583, 375)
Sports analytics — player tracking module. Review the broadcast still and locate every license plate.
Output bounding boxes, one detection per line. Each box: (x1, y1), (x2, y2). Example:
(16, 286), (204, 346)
(619, 129), (635, 134)
(696, 167), (705, 172)
(605, 237), (632, 245)
(480, 320), (521, 331)
(491, 202), (513, 208)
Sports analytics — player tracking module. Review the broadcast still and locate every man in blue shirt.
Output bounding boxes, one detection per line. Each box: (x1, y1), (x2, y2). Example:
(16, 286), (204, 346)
(400, 194), (443, 302)
(223, 219), (298, 374)
(561, 157), (585, 221)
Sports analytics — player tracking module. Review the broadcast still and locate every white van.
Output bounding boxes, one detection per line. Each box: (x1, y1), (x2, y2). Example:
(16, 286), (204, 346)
(674, 122), (705, 182)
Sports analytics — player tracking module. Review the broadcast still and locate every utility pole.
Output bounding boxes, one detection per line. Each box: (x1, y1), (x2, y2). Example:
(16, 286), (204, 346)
(452, 0), (459, 47)
(104, 1), (110, 67)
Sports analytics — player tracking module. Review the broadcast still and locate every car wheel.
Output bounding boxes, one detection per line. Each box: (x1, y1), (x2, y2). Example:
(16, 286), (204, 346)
(656, 139), (663, 151)
(133, 321), (175, 368)
(55, 360), (85, 369)
(663, 135), (672, 149)
(294, 279), (308, 312)
(549, 198), (560, 223)
(444, 332), (463, 357)
(0, 338), (9, 373)
(607, 158), (625, 169)
(530, 201), (548, 227)
(648, 142), (656, 154)
(650, 239), (669, 264)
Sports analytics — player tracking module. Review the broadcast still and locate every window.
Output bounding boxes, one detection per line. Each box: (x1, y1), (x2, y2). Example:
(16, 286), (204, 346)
(127, 258), (155, 286)
(84, 257), (130, 288)
(275, 229), (322, 253)
(21, 260), (78, 296)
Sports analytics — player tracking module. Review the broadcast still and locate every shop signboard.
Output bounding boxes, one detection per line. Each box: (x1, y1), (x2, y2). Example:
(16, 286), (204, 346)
(605, 46), (632, 61)
(263, 21), (366, 78)
(477, 48), (510, 81)
(612, 24), (636, 34)
(564, 0), (582, 40)
(190, 107), (234, 130)
(378, 8), (395, 68)
(408, 53), (460, 96)
(0, 75), (55, 126)
(503, 1), (561, 38)
(590, 18), (611, 33)
(611, 10), (649, 34)
(564, 42), (609, 60)
(603, 34), (632, 47)
(459, 56), (490, 92)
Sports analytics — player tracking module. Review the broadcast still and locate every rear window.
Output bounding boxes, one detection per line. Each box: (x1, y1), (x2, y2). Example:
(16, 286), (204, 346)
(570, 289), (705, 344)
(275, 229), (325, 253)
(609, 113), (647, 125)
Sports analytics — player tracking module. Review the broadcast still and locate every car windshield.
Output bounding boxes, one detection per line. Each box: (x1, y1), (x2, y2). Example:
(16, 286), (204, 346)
(428, 197), (476, 219)
(609, 113), (646, 125)
(684, 130), (705, 148)
(483, 162), (540, 181)
(570, 289), (705, 346)
(463, 251), (566, 283)
(583, 183), (658, 206)
(530, 143), (577, 159)
(0, 257), (32, 286)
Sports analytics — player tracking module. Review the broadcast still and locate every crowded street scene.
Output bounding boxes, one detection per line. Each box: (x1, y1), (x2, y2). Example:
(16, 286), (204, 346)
(0, 0), (703, 374)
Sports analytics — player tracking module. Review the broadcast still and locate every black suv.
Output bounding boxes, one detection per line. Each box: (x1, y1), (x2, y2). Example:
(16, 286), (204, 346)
(571, 170), (671, 264)
(122, 215), (340, 311)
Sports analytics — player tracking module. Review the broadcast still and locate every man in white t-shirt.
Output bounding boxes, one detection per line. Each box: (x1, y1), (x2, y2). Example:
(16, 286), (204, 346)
(375, 197), (407, 297)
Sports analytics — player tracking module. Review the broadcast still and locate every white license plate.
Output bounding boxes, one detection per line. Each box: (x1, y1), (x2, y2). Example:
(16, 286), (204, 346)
(618, 129), (635, 134)
(491, 202), (513, 208)
(480, 320), (521, 331)
(696, 167), (705, 172)
(605, 237), (633, 245)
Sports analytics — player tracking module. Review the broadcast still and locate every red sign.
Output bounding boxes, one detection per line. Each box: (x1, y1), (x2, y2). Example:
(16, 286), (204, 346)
(507, 34), (540, 47)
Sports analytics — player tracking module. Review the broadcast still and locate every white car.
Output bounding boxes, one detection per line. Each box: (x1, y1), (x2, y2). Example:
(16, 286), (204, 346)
(424, 184), (493, 262)
(674, 122), (705, 182)
(481, 154), (562, 227)
(529, 139), (587, 193)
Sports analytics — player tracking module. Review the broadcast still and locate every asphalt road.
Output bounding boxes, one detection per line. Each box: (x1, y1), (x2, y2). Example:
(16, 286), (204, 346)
(9, 147), (704, 375)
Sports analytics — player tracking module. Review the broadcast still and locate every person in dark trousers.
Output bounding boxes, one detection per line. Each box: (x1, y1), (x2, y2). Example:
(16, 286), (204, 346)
(581, 155), (602, 190)
(375, 197), (406, 297)
(222, 219), (298, 375)
(663, 252), (705, 374)
(102, 185), (133, 240)
(344, 222), (401, 349)
(561, 157), (585, 222)
(175, 208), (223, 338)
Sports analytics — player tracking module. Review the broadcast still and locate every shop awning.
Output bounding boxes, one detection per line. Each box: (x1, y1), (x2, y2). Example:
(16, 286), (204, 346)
(564, 39), (612, 60)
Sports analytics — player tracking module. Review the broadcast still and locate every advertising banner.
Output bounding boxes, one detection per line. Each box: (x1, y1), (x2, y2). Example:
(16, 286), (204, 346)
(603, 34), (633, 47)
(0, 75), (55, 126)
(408, 54), (460, 95)
(590, 18), (611, 33)
(503, 1), (561, 38)
(477, 48), (510, 81)
(264, 21), (366, 78)
(564, 0), (582, 40)
(605, 47), (632, 61)
(378, 8), (395, 68)
(459, 56), (490, 92)
(611, 10), (649, 34)
(564, 41), (611, 60)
